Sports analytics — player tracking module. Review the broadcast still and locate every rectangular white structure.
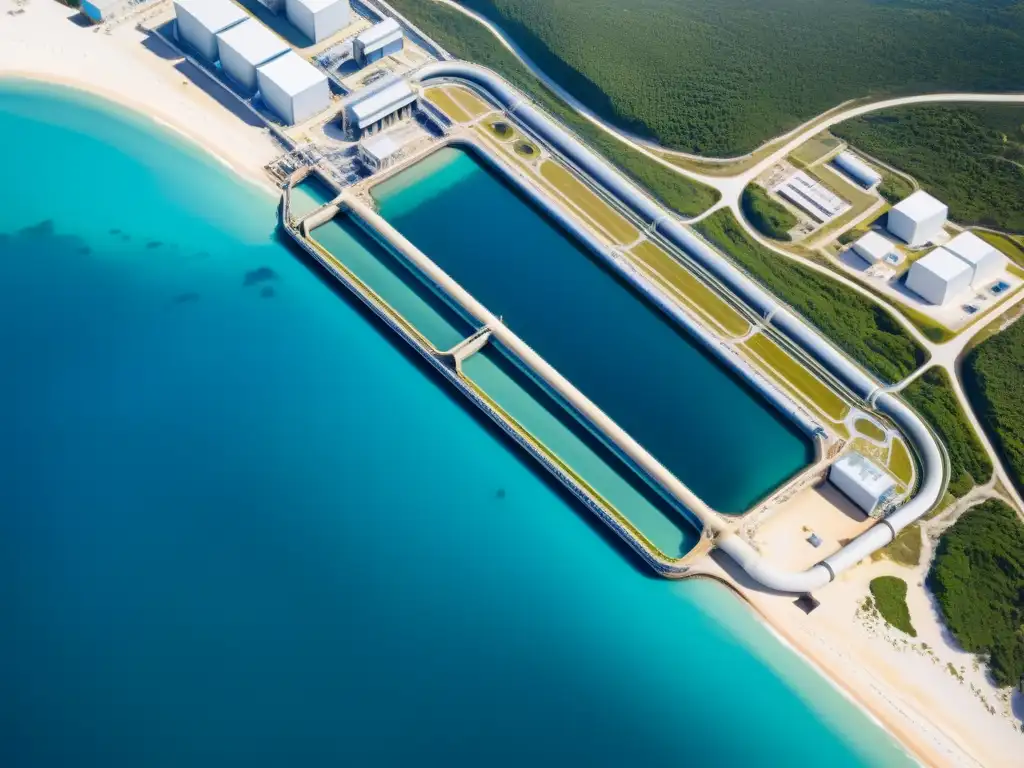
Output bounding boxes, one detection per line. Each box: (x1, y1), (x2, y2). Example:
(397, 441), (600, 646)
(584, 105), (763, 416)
(833, 151), (882, 189)
(217, 19), (289, 93)
(772, 171), (850, 224)
(830, 452), (897, 516)
(345, 78), (417, 136)
(906, 247), (972, 305)
(887, 190), (947, 246)
(944, 231), (1006, 288)
(286, 0), (350, 44)
(257, 51), (331, 125)
(174, 0), (249, 63)
(353, 18), (404, 66)
(359, 133), (403, 171)
(852, 231), (899, 264)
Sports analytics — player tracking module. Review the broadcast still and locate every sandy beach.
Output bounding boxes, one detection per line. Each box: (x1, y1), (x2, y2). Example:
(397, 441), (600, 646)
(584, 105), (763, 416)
(3, 2), (1022, 766)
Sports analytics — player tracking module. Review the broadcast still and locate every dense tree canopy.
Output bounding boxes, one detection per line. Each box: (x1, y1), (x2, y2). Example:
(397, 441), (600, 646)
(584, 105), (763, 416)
(453, 0), (1024, 155)
(741, 185), (797, 241)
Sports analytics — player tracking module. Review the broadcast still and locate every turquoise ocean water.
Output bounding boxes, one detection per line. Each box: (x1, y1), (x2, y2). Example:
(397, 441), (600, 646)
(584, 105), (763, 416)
(372, 147), (812, 515)
(0, 80), (912, 766)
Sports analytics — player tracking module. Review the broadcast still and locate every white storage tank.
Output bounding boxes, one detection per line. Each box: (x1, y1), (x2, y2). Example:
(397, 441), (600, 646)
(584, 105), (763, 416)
(944, 231), (1006, 288)
(905, 247), (972, 305)
(174, 0), (249, 63)
(886, 190), (948, 247)
(830, 452), (897, 516)
(257, 51), (331, 125)
(833, 151), (882, 189)
(286, 0), (350, 44)
(217, 19), (290, 93)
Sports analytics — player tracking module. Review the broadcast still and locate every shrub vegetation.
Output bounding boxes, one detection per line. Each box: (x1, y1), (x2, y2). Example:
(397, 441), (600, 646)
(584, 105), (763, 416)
(869, 577), (917, 636)
(450, 0), (1024, 156)
(903, 369), (992, 498)
(928, 499), (1024, 687)
(834, 105), (1024, 232)
(694, 211), (925, 383)
(964, 317), (1024, 497)
(385, 0), (718, 216)
(741, 185), (797, 241)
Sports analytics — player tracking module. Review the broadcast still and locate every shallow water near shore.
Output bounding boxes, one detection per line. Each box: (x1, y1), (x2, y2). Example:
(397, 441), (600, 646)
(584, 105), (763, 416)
(0, 79), (913, 766)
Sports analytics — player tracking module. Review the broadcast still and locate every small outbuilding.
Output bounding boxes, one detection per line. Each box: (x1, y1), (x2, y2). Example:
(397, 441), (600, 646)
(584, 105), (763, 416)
(943, 231), (1006, 289)
(257, 51), (331, 125)
(833, 151), (882, 189)
(353, 18), (404, 66)
(905, 247), (972, 305)
(886, 190), (948, 247)
(344, 77), (417, 137)
(286, 0), (351, 44)
(830, 452), (897, 517)
(81, 0), (125, 23)
(852, 231), (899, 265)
(217, 19), (290, 93)
(173, 0), (249, 63)
(358, 132), (403, 172)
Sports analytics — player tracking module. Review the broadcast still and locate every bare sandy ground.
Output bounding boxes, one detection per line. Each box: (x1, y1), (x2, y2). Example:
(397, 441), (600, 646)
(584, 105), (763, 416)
(3, 2), (1023, 766)
(0, 0), (280, 193)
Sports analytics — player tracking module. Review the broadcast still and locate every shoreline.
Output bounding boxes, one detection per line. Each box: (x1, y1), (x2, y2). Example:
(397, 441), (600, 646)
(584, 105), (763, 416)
(3, 2), (1020, 766)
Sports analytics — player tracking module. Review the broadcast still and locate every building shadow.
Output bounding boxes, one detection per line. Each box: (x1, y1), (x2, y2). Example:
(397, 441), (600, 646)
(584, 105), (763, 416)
(163, 57), (265, 129)
(66, 11), (93, 28)
(140, 24), (184, 61)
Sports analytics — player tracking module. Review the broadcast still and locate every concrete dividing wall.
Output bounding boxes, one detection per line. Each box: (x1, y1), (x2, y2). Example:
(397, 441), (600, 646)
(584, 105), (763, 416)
(411, 62), (948, 593)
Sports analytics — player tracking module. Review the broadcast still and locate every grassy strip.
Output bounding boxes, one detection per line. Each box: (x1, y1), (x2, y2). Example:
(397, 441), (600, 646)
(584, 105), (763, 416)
(870, 576), (917, 636)
(742, 334), (848, 421)
(741, 185), (797, 241)
(963, 315), (1024, 497)
(879, 527), (922, 568)
(694, 210), (927, 383)
(385, 0), (719, 216)
(854, 418), (885, 442)
(539, 161), (639, 244)
(928, 499), (1024, 687)
(424, 87), (471, 124)
(888, 437), (915, 488)
(903, 368), (992, 498)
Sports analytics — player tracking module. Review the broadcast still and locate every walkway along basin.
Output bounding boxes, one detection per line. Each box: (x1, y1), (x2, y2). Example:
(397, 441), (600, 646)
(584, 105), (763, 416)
(371, 145), (815, 515)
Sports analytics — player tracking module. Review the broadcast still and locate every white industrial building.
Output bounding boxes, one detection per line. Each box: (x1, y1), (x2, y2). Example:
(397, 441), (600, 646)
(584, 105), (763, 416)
(887, 190), (948, 247)
(944, 231), (1006, 288)
(830, 452), (897, 517)
(217, 19), (290, 93)
(353, 18), (405, 66)
(833, 151), (882, 189)
(286, 0), (350, 43)
(772, 171), (850, 224)
(905, 247), (973, 305)
(257, 51), (331, 125)
(344, 78), (417, 137)
(173, 0), (249, 63)
(358, 133), (404, 172)
(852, 231), (899, 265)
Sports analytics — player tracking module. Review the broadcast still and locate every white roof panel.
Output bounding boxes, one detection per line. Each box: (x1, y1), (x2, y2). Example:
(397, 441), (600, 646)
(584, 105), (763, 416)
(853, 231), (895, 261)
(915, 247), (972, 281)
(944, 231), (999, 266)
(217, 19), (289, 66)
(291, 0), (341, 11)
(349, 79), (416, 128)
(258, 51), (327, 96)
(356, 18), (402, 48)
(892, 190), (946, 223)
(361, 133), (402, 161)
(832, 453), (896, 496)
(175, 0), (248, 33)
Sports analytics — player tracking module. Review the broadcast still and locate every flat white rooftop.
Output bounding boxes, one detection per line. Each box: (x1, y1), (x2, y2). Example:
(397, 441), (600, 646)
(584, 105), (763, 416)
(258, 50), (326, 96)
(916, 247), (972, 281)
(175, 0), (248, 32)
(360, 132), (402, 161)
(773, 171), (850, 223)
(944, 231), (999, 267)
(349, 79), (416, 128)
(292, 0), (340, 10)
(892, 190), (946, 223)
(218, 19), (289, 66)
(853, 231), (896, 262)
(356, 18), (402, 47)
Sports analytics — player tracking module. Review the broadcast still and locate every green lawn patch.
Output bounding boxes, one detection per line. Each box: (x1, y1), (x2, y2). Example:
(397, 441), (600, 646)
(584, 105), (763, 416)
(869, 576), (917, 636)
(888, 437), (915, 488)
(741, 185), (797, 241)
(694, 210), (927, 383)
(903, 368), (992, 497)
(855, 418), (885, 442)
(928, 499), (1024, 687)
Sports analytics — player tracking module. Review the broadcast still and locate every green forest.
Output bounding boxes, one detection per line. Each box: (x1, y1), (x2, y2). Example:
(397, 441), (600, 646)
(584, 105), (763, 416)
(694, 211), (925, 383)
(834, 105), (1024, 232)
(869, 577), (916, 637)
(903, 369), (992, 498)
(384, 0), (718, 215)
(928, 499), (1024, 688)
(741, 185), (796, 241)
(964, 316), (1024, 496)
(451, 0), (1024, 155)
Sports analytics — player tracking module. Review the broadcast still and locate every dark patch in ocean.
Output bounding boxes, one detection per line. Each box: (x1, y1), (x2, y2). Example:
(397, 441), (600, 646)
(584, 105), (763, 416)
(243, 267), (277, 287)
(19, 219), (54, 237)
(259, 286), (276, 299)
(121, 234), (131, 242)
(77, 246), (92, 255)
(109, 228), (121, 235)
(171, 292), (201, 305)
(495, 488), (506, 500)
(146, 241), (163, 249)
